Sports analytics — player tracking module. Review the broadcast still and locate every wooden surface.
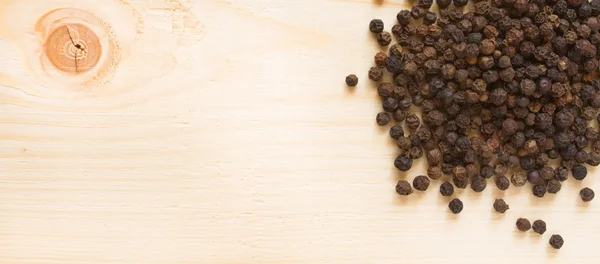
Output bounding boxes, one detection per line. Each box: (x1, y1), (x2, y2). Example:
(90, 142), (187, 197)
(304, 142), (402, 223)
(0, 0), (599, 263)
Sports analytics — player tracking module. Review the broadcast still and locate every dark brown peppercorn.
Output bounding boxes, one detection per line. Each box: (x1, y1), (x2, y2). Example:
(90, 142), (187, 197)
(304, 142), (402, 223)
(382, 98), (398, 112)
(547, 180), (562, 194)
(428, 166), (443, 180)
(376, 32), (392, 46)
(471, 177), (487, 192)
(581, 187), (595, 202)
(368, 67), (384, 81)
(345, 74), (358, 87)
(396, 180), (413, 196)
(409, 146), (424, 159)
(493, 199), (510, 213)
(394, 155), (413, 171)
(549, 234), (564, 249)
(376, 112), (391, 126)
(532, 184), (547, 198)
(397, 10), (411, 25)
(572, 165), (587, 180)
(496, 176), (510, 190)
(527, 170), (541, 184)
(390, 125), (405, 140)
(449, 198), (464, 214)
(516, 218), (532, 231)
(406, 114), (420, 131)
(413, 175), (430, 191)
(532, 220), (547, 234)
(440, 181), (454, 196)
(454, 0), (468, 7)
(369, 19), (384, 33)
(437, 0), (452, 8)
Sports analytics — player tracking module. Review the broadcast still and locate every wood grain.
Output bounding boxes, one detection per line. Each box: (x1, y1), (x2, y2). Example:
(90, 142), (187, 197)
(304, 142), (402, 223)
(0, 0), (598, 263)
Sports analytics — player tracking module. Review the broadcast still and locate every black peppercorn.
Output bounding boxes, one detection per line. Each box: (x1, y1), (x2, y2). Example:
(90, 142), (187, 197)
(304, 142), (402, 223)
(572, 165), (587, 180)
(493, 199), (510, 213)
(511, 172), (527, 187)
(516, 218), (532, 231)
(549, 234), (564, 249)
(396, 180), (413, 196)
(449, 198), (464, 214)
(394, 155), (413, 171)
(369, 67), (384, 81)
(369, 19), (385, 33)
(376, 112), (391, 126)
(345, 74), (358, 87)
(496, 176), (510, 190)
(547, 180), (562, 194)
(413, 175), (430, 191)
(471, 177), (487, 192)
(440, 181), (454, 196)
(532, 220), (547, 234)
(581, 187), (595, 202)
(428, 166), (443, 180)
(532, 184), (547, 197)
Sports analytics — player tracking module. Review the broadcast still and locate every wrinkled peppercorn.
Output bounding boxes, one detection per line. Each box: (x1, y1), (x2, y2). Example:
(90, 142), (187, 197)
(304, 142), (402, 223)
(413, 175), (430, 191)
(516, 218), (532, 231)
(547, 180), (562, 194)
(572, 165), (587, 180)
(440, 181), (454, 196)
(369, 67), (384, 81)
(394, 155), (413, 171)
(449, 198), (464, 214)
(396, 180), (413, 196)
(494, 199), (510, 213)
(581, 187), (595, 202)
(532, 184), (547, 197)
(532, 220), (547, 234)
(496, 176), (510, 190)
(549, 234), (564, 249)
(376, 112), (391, 126)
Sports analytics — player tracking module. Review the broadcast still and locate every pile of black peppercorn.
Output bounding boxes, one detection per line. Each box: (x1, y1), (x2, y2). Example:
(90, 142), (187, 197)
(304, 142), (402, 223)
(343, 0), (600, 249)
(345, 0), (600, 205)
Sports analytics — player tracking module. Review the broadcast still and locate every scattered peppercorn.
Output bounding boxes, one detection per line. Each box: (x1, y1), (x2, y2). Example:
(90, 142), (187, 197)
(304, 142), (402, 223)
(516, 218), (532, 231)
(493, 199), (510, 213)
(549, 234), (564, 249)
(369, 19), (385, 33)
(580, 187), (595, 202)
(345, 74), (358, 87)
(572, 165), (587, 180)
(532, 220), (547, 234)
(440, 181), (455, 196)
(449, 198), (464, 214)
(532, 184), (547, 198)
(396, 180), (413, 196)
(547, 180), (562, 194)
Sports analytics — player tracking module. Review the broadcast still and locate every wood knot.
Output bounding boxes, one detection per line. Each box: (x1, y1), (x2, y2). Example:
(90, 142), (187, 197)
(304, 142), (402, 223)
(35, 8), (118, 85)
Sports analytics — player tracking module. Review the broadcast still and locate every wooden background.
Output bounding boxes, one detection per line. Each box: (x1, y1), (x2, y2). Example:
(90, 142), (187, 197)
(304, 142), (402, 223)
(0, 0), (598, 263)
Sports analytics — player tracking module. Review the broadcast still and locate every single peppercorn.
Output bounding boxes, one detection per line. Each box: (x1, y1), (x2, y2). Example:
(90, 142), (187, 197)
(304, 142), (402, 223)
(532, 184), (547, 198)
(516, 218), (532, 231)
(454, 0), (468, 7)
(376, 32), (392, 46)
(496, 176), (510, 190)
(368, 67), (384, 81)
(581, 187), (595, 202)
(394, 155), (413, 171)
(345, 74), (358, 87)
(396, 180), (413, 196)
(494, 199), (510, 213)
(449, 198), (464, 214)
(369, 19), (384, 33)
(471, 177), (487, 192)
(532, 220), (547, 234)
(511, 172), (527, 187)
(549, 235), (564, 249)
(547, 180), (562, 194)
(413, 175), (430, 191)
(376, 112), (391, 126)
(440, 181), (454, 196)
(572, 165), (587, 180)
(428, 166), (443, 180)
